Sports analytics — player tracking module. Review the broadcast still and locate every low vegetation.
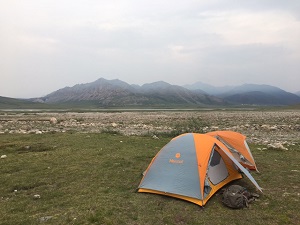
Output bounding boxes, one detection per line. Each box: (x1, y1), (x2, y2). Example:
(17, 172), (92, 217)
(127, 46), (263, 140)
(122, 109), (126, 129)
(0, 131), (299, 224)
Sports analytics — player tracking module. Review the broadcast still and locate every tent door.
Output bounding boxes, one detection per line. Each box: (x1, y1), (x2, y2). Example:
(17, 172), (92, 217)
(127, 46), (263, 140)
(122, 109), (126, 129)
(207, 149), (229, 185)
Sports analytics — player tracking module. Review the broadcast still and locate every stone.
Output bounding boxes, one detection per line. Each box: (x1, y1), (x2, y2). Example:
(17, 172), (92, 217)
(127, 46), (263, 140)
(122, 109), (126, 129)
(267, 143), (288, 150)
(261, 124), (270, 129)
(39, 216), (53, 222)
(50, 117), (58, 124)
(152, 135), (159, 139)
(33, 194), (41, 199)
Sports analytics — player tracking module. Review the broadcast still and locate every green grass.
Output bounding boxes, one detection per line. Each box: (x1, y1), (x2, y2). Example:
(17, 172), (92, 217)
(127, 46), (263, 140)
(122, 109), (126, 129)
(0, 133), (299, 225)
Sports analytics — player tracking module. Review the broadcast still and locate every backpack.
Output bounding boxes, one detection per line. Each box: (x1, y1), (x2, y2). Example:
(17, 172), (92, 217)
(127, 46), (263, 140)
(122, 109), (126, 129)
(222, 185), (258, 209)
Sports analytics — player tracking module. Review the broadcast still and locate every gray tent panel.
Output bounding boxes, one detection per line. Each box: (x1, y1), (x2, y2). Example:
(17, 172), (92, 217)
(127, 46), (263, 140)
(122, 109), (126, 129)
(139, 133), (202, 199)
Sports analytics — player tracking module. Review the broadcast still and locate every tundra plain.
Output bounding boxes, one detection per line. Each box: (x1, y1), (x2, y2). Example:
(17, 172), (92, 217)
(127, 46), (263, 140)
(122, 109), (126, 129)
(0, 109), (299, 224)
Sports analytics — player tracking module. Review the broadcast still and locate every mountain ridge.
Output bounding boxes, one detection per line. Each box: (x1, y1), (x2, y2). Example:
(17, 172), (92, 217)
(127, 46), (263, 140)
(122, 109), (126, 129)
(183, 82), (234, 95)
(1, 78), (300, 108)
(38, 78), (225, 107)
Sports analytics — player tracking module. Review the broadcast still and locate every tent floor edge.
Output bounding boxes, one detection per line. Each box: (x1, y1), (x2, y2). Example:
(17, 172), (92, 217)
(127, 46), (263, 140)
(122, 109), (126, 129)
(138, 188), (204, 206)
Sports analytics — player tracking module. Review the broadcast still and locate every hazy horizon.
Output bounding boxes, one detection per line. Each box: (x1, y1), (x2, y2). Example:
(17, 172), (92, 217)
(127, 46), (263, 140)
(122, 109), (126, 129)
(1, 1), (299, 98)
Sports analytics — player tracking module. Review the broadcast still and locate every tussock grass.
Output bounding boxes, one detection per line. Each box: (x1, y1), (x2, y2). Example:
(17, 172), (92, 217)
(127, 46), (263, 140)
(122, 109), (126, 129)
(0, 133), (299, 224)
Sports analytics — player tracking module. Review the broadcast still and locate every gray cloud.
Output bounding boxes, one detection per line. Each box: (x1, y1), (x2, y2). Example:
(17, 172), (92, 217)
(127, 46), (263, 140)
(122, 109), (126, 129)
(0, 0), (299, 98)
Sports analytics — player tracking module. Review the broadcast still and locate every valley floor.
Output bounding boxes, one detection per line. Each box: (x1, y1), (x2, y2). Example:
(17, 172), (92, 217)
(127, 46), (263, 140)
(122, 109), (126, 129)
(1, 109), (299, 147)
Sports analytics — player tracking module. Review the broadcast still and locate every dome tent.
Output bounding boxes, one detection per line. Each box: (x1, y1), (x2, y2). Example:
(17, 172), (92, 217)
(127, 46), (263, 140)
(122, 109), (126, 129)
(138, 133), (262, 206)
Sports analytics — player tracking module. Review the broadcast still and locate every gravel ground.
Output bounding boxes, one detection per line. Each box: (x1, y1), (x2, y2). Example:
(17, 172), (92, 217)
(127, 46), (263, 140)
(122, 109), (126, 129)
(0, 110), (299, 147)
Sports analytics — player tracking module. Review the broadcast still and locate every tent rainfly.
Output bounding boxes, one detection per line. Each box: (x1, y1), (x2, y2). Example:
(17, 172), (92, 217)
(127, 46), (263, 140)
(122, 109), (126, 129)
(206, 130), (258, 171)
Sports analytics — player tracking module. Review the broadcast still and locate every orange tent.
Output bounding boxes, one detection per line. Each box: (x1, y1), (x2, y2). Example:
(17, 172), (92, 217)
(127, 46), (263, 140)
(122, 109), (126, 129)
(138, 133), (262, 206)
(206, 131), (258, 171)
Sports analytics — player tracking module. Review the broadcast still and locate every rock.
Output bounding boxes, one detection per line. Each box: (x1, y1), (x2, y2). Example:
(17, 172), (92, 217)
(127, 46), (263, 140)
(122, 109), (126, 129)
(33, 194), (41, 199)
(39, 216), (53, 222)
(261, 124), (270, 129)
(50, 117), (57, 124)
(202, 126), (209, 132)
(1, 155), (7, 159)
(152, 135), (159, 139)
(267, 143), (288, 150)
(111, 123), (118, 127)
(15, 129), (27, 134)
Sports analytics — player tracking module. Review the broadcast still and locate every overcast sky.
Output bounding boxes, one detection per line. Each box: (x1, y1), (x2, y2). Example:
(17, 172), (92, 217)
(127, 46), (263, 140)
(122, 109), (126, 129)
(1, 0), (300, 98)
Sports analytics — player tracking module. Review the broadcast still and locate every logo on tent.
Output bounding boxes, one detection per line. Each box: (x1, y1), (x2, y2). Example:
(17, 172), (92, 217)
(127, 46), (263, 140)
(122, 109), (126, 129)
(169, 152), (183, 164)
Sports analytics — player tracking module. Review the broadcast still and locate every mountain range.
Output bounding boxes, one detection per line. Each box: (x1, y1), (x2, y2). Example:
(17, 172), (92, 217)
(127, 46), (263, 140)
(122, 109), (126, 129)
(1, 78), (300, 108)
(35, 78), (226, 107)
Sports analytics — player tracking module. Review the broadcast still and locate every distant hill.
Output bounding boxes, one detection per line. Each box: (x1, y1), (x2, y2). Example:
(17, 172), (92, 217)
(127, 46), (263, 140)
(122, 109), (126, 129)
(140, 81), (225, 105)
(185, 82), (300, 106)
(35, 78), (226, 107)
(0, 96), (48, 109)
(219, 84), (300, 105)
(295, 91), (300, 97)
(38, 78), (140, 106)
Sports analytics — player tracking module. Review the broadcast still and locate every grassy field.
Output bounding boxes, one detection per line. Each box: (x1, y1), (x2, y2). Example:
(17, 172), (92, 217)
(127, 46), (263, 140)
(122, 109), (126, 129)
(0, 132), (299, 225)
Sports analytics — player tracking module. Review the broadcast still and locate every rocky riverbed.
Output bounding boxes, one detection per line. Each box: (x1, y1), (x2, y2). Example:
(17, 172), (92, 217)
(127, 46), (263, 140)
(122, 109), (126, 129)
(0, 110), (299, 149)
